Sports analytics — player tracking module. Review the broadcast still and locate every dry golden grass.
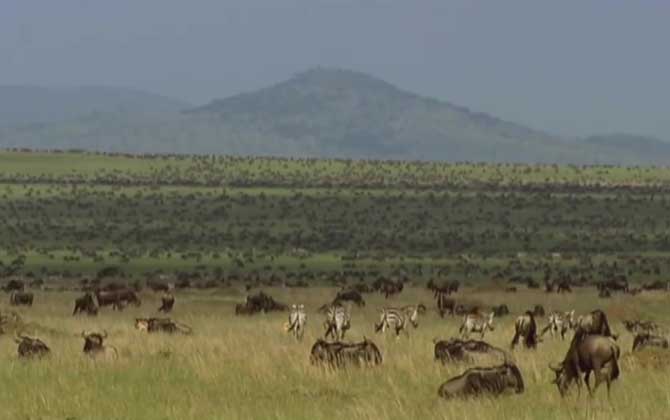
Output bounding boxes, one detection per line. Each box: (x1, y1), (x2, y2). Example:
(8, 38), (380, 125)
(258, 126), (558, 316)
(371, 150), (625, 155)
(0, 286), (668, 420)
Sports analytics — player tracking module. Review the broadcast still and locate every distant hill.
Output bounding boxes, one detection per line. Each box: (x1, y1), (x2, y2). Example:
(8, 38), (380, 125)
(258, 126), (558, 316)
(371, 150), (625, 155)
(0, 86), (189, 126)
(583, 133), (670, 158)
(0, 69), (668, 165)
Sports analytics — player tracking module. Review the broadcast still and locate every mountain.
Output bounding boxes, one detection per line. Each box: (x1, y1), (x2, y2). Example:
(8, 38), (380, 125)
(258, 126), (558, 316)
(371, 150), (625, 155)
(0, 69), (668, 164)
(0, 86), (190, 126)
(583, 133), (670, 158)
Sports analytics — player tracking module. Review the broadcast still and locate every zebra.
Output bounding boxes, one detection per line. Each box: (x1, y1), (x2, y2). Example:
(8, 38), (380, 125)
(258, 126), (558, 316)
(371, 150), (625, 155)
(459, 312), (495, 339)
(285, 304), (307, 340)
(323, 304), (350, 341)
(540, 310), (575, 340)
(374, 305), (421, 338)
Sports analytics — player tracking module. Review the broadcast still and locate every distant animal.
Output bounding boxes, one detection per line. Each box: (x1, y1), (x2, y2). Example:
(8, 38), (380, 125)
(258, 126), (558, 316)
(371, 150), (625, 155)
(81, 330), (118, 359)
(323, 304), (351, 341)
(459, 312), (495, 339)
(9, 291), (33, 306)
(505, 287), (517, 293)
(285, 304), (307, 340)
(135, 317), (192, 334)
(530, 305), (545, 317)
(492, 304), (510, 317)
(72, 292), (98, 316)
(157, 292), (175, 313)
(14, 334), (50, 358)
(428, 279), (460, 296)
(437, 363), (524, 399)
(511, 311), (538, 349)
(541, 310), (575, 340)
(454, 303), (480, 316)
(374, 305), (421, 338)
(333, 289), (365, 307)
(378, 279), (404, 298)
(598, 288), (611, 298)
(557, 281), (572, 294)
(623, 320), (659, 335)
(95, 289), (140, 311)
(309, 338), (382, 368)
(549, 333), (620, 397)
(632, 333), (669, 352)
(597, 278), (629, 293)
(434, 338), (508, 364)
(235, 291), (287, 315)
(436, 293), (456, 317)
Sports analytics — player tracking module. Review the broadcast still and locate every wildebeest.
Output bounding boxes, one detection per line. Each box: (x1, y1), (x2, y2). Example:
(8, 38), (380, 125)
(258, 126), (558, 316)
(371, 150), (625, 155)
(15, 334), (50, 358)
(3, 279), (24, 292)
(285, 304), (307, 340)
(309, 338), (382, 368)
(157, 292), (175, 313)
(81, 330), (118, 359)
(541, 310), (575, 340)
(623, 319), (659, 335)
(437, 363), (524, 399)
(511, 311), (538, 349)
(632, 333), (669, 351)
(597, 278), (628, 293)
(95, 289), (141, 311)
(575, 309), (616, 338)
(505, 287), (517, 293)
(598, 288), (611, 298)
(492, 304), (510, 317)
(9, 291), (33, 306)
(454, 303), (480, 316)
(428, 279), (460, 296)
(333, 289), (365, 307)
(642, 280), (669, 291)
(530, 304), (545, 317)
(557, 280), (572, 293)
(72, 292), (98, 316)
(549, 332), (620, 397)
(235, 291), (287, 315)
(435, 293), (456, 317)
(459, 312), (495, 339)
(377, 278), (404, 298)
(135, 317), (192, 334)
(434, 338), (508, 364)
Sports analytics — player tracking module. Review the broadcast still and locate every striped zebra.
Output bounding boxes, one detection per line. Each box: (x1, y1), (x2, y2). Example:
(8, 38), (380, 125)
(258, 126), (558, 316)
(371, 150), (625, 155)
(374, 305), (421, 338)
(285, 304), (307, 340)
(540, 310), (575, 340)
(323, 304), (350, 341)
(459, 312), (495, 339)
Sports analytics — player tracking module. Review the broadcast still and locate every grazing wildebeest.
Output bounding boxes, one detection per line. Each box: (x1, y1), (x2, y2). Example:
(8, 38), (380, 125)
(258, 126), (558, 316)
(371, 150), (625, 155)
(73, 292), (98, 316)
(434, 338), (508, 364)
(623, 320), (659, 335)
(549, 332), (620, 397)
(642, 280), (669, 291)
(597, 278), (628, 294)
(541, 310), (575, 340)
(334, 289), (365, 307)
(435, 292), (456, 317)
(511, 311), (538, 349)
(285, 304), (307, 341)
(557, 280), (572, 294)
(374, 305), (421, 338)
(459, 312), (495, 339)
(15, 334), (50, 358)
(575, 309), (616, 339)
(632, 333), (669, 351)
(135, 317), (192, 334)
(235, 291), (287, 315)
(309, 338), (382, 368)
(378, 279), (404, 298)
(81, 331), (118, 359)
(437, 363), (524, 399)
(157, 292), (175, 313)
(323, 304), (351, 341)
(9, 291), (33, 306)
(492, 304), (510, 317)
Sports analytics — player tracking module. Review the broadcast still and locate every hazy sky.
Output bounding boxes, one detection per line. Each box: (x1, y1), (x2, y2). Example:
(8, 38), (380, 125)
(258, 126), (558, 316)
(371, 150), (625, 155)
(2, 0), (669, 139)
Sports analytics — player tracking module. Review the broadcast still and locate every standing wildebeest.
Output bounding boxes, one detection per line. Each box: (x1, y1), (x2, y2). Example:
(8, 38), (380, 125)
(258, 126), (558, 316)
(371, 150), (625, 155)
(9, 291), (33, 306)
(81, 331), (118, 359)
(158, 292), (175, 313)
(309, 338), (382, 368)
(435, 292), (456, 317)
(434, 338), (508, 364)
(73, 292), (99, 316)
(549, 332), (620, 397)
(333, 289), (365, 307)
(623, 320), (659, 335)
(541, 310), (575, 340)
(632, 333), (669, 351)
(459, 313), (495, 339)
(15, 334), (50, 358)
(598, 288), (612, 298)
(378, 278), (404, 298)
(135, 317), (193, 334)
(575, 309), (616, 339)
(285, 304), (307, 341)
(235, 291), (287, 315)
(530, 304), (545, 317)
(557, 280), (572, 293)
(492, 304), (510, 317)
(437, 363), (524, 399)
(95, 289), (140, 311)
(511, 311), (538, 349)
(428, 279), (460, 297)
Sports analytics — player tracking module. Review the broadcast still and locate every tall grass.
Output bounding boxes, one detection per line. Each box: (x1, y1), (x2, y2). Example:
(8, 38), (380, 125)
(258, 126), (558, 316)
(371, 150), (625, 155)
(0, 286), (667, 419)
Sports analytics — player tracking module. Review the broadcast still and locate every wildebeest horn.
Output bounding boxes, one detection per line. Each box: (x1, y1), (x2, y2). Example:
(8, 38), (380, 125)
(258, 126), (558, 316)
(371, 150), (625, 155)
(549, 362), (562, 372)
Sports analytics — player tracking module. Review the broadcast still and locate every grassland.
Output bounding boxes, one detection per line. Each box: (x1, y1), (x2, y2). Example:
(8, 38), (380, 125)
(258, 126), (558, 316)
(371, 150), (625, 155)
(1, 150), (670, 419)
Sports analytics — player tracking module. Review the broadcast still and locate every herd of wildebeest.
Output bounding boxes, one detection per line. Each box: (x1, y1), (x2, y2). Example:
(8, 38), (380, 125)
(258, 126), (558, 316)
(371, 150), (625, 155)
(4, 271), (668, 402)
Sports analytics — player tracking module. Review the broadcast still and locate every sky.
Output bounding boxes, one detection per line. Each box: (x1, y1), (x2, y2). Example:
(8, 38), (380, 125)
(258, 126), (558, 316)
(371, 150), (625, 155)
(1, 0), (669, 140)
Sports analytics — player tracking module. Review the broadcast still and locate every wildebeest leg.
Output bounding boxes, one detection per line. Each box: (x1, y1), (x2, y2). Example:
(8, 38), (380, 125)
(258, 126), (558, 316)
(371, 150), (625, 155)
(583, 370), (594, 397)
(511, 329), (520, 349)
